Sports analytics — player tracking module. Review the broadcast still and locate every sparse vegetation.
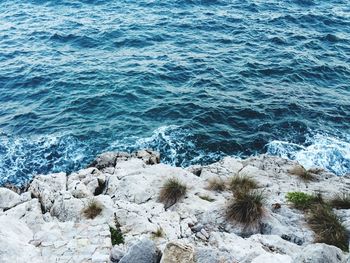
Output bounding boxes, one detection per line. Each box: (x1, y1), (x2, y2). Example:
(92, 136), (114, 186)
(289, 165), (315, 182)
(298, 170), (315, 182)
(229, 175), (258, 196)
(110, 215), (124, 245)
(199, 194), (215, 202)
(330, 193), (350, 209)
(82, 199), (103, 219)
(307, 205), (349, 252)
(159, 178), (187, 208)
(110, 226), (124, 245)
(286, 192), (323, 210)
(226, 190), (265, 227)
(152, 227), (164, 238)
(206, 178), (226, 192)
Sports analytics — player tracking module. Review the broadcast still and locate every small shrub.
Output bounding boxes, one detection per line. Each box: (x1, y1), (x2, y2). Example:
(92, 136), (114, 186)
(307, 205), (349, 252)
(289, 165), (315, 182)
(286, 192), (323, 210)
(82, 199), (103, 219)
(226, 191), (265, 227)
(330, 194), (350, 209)
(229, 175), (258, 196)
(152, 227), (164, 238)
(206, 178), (226, 192)
(299, 171), (315, 182)
(159, 178), (187, 208)
(199, 195), (215, 202)
(110, 226), (124, 245)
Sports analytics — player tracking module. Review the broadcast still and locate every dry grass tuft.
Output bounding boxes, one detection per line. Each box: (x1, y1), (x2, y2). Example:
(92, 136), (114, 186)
(330, 194), (350, 209)
(206, 178), (226, 192)
(152, 227), (164, 238)
(159, 178), (187, 209)
(307, 205), (349, 252)
(229, 175), (258, 196)
(226, 190), (265, 227)
(82, 199), (103, 219)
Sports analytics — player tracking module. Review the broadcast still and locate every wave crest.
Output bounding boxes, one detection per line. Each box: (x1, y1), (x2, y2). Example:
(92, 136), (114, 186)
(266, 133), (350, 176)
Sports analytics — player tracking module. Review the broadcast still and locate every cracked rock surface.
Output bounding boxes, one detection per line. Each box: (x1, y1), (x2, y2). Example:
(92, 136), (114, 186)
(0, 151), (349, 262)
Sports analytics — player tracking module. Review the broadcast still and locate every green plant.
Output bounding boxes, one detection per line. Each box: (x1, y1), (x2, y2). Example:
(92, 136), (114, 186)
(226, 191), (265, 226)
(206, 178), (226, 192)
(330, 194), (350, 209)
(110, 226), (124, 245)
(229, 175), (258, 196)
(82, 199), (103, 219)
(159, 178), (187, 208)
(307, 205), (349, 252)
(199, 194), (215, 202)
(152, 227), (164, 238)
(286, 192), (322, 210)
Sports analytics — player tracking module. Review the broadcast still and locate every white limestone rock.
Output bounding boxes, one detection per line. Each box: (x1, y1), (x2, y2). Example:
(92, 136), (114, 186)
(293, 243), (346, 263)
(0, 187), (21, 210)
(50, 192), (84, 222)
(29, 172), (66, 212)
(0, 216), (42, 263)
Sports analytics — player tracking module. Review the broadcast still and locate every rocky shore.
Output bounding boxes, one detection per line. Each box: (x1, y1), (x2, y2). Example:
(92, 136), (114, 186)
(0, 150), (350, 262)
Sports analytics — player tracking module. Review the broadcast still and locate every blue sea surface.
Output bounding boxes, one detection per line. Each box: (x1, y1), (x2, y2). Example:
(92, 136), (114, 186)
(0, 0), (350, 185)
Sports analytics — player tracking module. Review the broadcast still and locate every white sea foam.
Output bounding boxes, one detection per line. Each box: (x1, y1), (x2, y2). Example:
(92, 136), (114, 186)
(109, 125), (223, 167)
(266, 133), (350, 176)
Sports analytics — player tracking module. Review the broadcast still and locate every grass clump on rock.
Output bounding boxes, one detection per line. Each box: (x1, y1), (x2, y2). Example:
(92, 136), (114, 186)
(307, 205), (349, 252)
(226, 190), (265, 227)
(206, 178), (226, 192)
(82, 199), (103, 219)
(229, 175), (258, 196)
(330, 193), (350, 209)
(159, 178), (187, 209)
(289, 165), (315, 182)
(152, 227), (164, 238)
(286, 192), (323, 210)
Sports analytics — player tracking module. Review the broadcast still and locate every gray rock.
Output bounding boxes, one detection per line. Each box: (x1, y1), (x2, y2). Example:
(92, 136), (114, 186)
(119, 238), (160, 263)
(195, 248), (235, 263)
(293, 243), (345, 263)
(89, 152), (130, 169)
(133, 149), (160, 165)
(110, 247), (125, 262)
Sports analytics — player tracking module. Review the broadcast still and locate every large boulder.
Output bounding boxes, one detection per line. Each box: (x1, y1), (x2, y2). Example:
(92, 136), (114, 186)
(160, 242), (195, 263)
(50, 192), (84, 222)
(0, 216), (42, 263)
(89, 152), (130, 170)
(28, 172), (66, 212)
(0, 187), (21, 210)
(293, 243), (346, 263)
(119, 238), (160, 263)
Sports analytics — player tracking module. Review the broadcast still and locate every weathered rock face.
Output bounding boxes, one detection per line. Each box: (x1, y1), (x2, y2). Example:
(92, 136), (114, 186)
(0, 152), (350, 262)
(160, 242), (195, 263)
(293, 243), (346, 263)
(0, 187), (21, 209)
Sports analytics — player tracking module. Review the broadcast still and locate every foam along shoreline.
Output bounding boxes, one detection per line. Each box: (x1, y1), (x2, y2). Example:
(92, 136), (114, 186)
(0, 150), (349, 262)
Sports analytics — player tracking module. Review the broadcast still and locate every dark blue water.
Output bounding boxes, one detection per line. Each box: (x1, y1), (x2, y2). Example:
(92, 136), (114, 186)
(1, 0), (350, 185)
